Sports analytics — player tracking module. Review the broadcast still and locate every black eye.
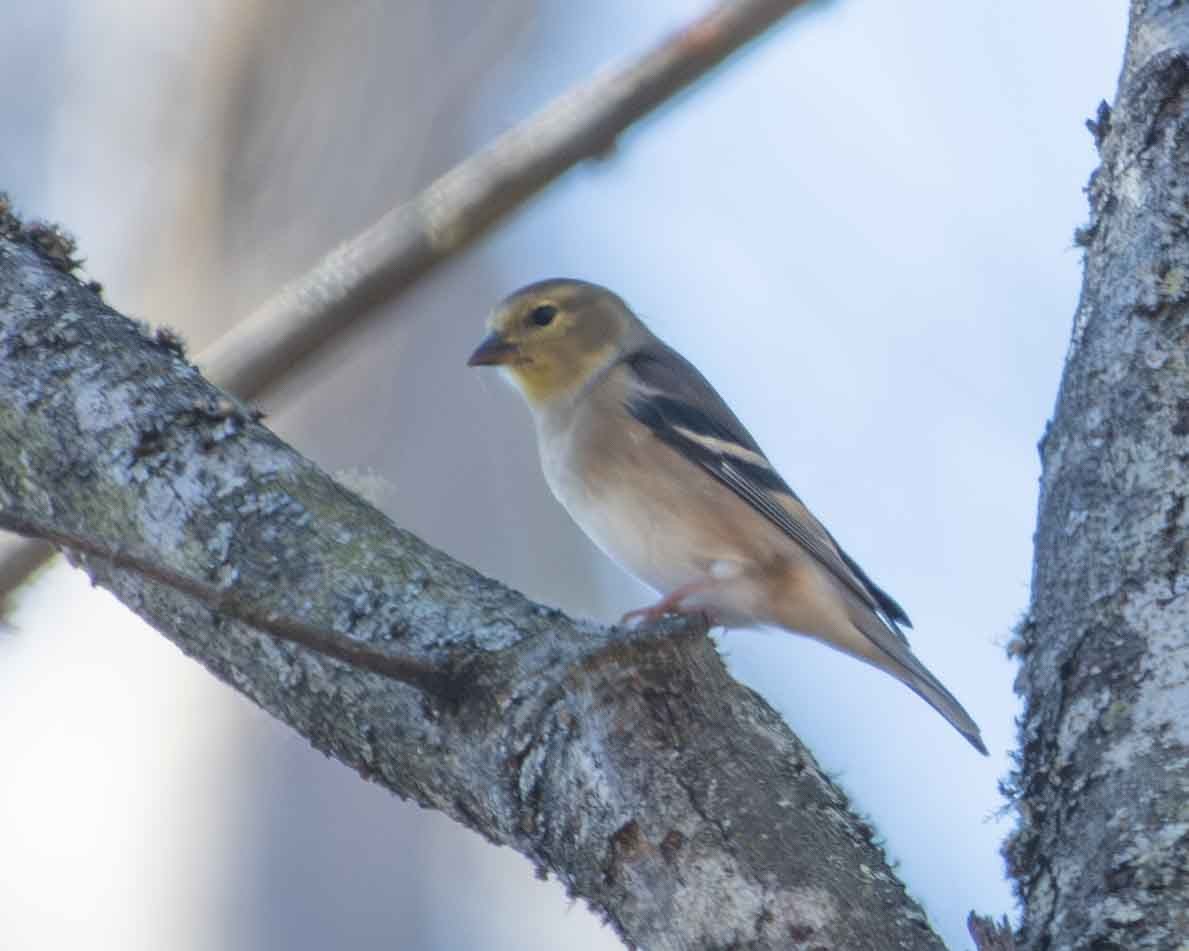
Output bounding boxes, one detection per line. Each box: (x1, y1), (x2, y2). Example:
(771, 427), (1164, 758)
(529, 304), (558, 327)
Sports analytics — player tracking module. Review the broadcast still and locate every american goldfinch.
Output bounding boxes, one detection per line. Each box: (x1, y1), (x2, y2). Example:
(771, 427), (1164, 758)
(469, 278), (987, 755)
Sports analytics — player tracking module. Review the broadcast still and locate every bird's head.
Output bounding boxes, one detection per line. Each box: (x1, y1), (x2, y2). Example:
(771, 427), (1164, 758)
(468, 279), (638, 406)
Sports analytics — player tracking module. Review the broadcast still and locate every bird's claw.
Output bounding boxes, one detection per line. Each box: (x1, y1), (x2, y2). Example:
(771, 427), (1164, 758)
(619, 603), (716, 630)
(619, 604), (671, 627)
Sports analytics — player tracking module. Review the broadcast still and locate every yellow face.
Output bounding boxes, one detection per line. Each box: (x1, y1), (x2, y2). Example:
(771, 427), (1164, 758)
(468, 279), (625, 405)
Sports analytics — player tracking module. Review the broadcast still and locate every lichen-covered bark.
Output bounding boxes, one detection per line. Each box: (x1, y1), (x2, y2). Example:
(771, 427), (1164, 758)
(0, 226), (948, 948)
(1007, 4), (1189, 949)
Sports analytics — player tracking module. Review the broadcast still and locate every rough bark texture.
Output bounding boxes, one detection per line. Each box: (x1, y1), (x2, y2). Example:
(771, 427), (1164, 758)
(0, 225), (948, 948)
(1006, 3), (1189, 949)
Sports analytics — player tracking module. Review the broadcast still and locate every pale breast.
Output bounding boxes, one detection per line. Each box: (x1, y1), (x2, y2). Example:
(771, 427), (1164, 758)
(535, 396), (755, 596)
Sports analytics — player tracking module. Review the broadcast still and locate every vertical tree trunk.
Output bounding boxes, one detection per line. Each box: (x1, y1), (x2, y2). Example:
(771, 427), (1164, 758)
(1008, 3), (1188, 949)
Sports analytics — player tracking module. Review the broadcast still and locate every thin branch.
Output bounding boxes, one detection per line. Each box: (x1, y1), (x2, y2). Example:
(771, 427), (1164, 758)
(0, 509), (453, 696)
(0, 0), (817, 601)
(0, 537), (51, 600)
(198, 0), (816, 394)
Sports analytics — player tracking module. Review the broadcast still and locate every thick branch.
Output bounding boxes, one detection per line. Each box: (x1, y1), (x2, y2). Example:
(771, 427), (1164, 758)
(0, 0), (817, 602)
(1, 222), (946, 947)
(0, 508), (452, 695)
(1007, 5), (1189, 949)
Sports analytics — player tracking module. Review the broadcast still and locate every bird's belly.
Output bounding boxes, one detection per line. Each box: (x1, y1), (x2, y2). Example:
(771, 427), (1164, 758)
(539, 426), (759, 609)
(572, 488), (771, 628)
(567, 486), (695, 594)
(540, 447), (691, 595)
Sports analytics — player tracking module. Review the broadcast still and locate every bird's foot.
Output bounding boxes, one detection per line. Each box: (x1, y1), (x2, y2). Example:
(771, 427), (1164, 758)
(620, 582), (716, 628)
(620, 602), (676, 626)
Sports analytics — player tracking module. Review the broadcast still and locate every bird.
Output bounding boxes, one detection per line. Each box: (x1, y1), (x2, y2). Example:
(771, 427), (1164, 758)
(468, 278), (987, 755)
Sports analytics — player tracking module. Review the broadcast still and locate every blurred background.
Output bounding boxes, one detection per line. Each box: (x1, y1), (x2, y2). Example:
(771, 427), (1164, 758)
(0, 1), (1126, 949)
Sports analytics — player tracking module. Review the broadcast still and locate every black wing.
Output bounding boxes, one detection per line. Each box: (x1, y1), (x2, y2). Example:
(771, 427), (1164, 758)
(623, 345), (912, 633)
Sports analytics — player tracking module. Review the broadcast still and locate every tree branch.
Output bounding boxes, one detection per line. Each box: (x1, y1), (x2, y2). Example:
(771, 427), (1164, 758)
(1005, 5), (1189, 949)
(0, 507), (453, 696)
(1, 210), (948, 947)
(197, 0), (817, 394)
(0, 0), (818, 603)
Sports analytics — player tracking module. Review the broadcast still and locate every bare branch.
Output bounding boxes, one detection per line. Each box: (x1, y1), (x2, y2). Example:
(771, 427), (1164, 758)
(0, 0), (817, 602)
(0, 508), (452, 696)
(198, 0), (817, 394)
(1, 206), (949, 949)
(0, 536), (51, 600)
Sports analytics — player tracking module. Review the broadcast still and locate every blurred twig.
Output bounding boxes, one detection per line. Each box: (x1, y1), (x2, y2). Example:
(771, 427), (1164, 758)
(0, 538), (52, 604)
(198, 0), (814, 392)
(0, 0), (814, 598)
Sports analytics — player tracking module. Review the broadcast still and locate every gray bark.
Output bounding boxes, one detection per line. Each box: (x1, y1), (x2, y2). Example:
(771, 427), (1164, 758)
(1006, 3), (1189, 949)
(0, 222), (947, 947)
